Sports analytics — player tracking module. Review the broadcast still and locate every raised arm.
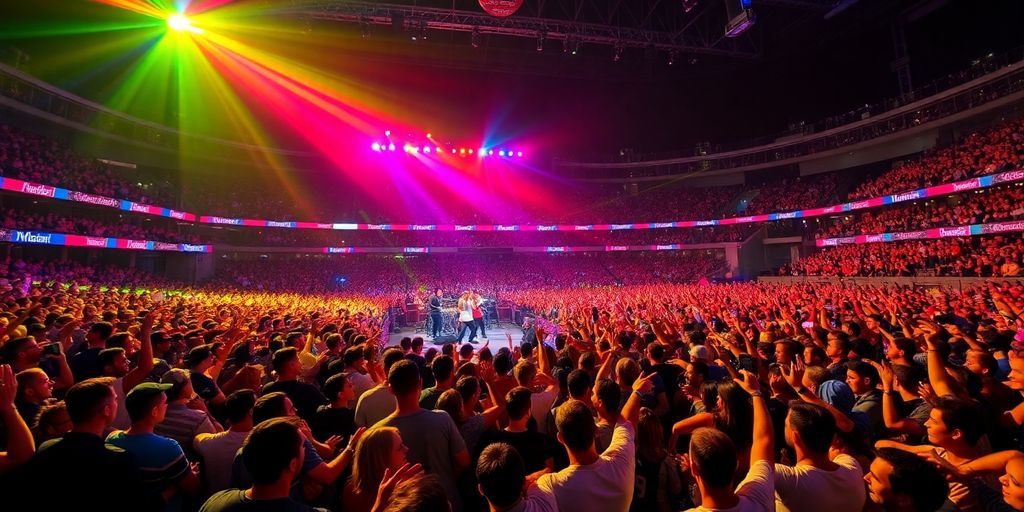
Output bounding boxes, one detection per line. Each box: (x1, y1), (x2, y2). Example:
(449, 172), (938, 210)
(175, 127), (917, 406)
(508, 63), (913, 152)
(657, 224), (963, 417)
(0, 365), (34, 473)
(123, 307), (160, 393)
(919, 320), (956, 398)
(733, 370), (773, 465)
(782, 361), (856, 433)
(621, 373), (657, 427)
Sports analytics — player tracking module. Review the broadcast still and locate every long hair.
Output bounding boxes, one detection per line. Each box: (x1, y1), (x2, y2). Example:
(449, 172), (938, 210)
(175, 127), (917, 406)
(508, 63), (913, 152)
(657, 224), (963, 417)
(636, 407), (667, 464)
(436, 388), (466, 426)
(712, 380), (753, 450)
(352, 426), (401, 497)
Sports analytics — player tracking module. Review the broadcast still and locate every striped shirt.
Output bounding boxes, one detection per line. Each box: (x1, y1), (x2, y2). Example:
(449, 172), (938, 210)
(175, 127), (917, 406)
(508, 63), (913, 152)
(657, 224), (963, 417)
(155, 403), (217, 460)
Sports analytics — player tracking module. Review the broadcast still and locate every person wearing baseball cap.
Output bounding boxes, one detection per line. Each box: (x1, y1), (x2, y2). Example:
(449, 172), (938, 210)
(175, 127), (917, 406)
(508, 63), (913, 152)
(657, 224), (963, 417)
(107, 382), (201, 509)
(154, 369), (221, 461)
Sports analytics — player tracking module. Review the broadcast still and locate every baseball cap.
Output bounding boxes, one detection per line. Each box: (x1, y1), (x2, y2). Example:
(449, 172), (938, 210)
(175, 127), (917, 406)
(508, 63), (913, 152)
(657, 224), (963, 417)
(689, 345), (710, 362)
(125, 381), (173, 417)
(161, 368), (190, 386)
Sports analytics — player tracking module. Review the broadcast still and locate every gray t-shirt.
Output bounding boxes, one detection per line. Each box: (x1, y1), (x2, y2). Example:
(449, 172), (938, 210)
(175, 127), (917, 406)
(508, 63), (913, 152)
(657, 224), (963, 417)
(378, 409), (468, 511)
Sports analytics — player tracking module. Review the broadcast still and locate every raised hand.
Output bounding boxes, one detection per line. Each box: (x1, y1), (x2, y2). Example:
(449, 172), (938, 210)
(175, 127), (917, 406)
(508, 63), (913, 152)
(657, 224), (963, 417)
(780, 359), (805, 390)
(374, 463), (425, 512)
(733, 369), (761, 395)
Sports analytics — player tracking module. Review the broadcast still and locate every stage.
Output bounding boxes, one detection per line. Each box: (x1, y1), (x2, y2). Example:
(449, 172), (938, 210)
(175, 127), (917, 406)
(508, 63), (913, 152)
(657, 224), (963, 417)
(387, 324), (534, 348)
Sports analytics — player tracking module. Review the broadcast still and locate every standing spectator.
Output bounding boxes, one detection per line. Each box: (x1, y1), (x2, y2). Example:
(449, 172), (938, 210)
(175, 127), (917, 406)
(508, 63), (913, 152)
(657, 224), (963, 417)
(106, 382), (201, 510)
(311, 373), (356, 443)
(69, 321), (113, 381)
(534, 373), (655, 512)
(341, 346), (375, 406)
(864, 448), (951, 512)
(156, 369), (221, 460)
(420, 354), (456, 411)
(262, 348), (328, 423)
(631, 408), (683, 512)
(18, 377), (161, 511)
(773, 402), (866, 512)
(194, 390), (257, 494)
(354, 349), (403, 428)
(476, 443), (557, 512)
(684, 371), (774, 512)
(199, 417), (329, 512)
(342, 426), (410, 512)
(378, 360), (469, 511)
(0, 364), (34, 475)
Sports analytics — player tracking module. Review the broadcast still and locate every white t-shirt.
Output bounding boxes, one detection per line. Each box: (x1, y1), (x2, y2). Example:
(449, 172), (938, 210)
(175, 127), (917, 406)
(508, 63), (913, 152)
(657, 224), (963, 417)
(536, 421), (636, 512)
(687, 459), (775, 512)
(343, 370), (376, 406)
(355, 384), (397, 427)
(530, 389), (558, 434)
(194, 430), (249, 493)
(459, 299), (475, 322)
(774, 454), (866, 512)
(111, 376), (130, 431)
(509, 484), (558, 512)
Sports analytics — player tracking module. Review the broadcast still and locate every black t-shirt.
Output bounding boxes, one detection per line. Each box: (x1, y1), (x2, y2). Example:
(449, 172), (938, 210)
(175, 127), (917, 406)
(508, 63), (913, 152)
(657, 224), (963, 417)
(69, 347), (103, 382)
(261, 380), (328, 422)
(192, 371), (220, 402)
(199, 489), (329, 512)
(311, 405), (355, 443)
(631, 455), (668, 512)
(406, 353), (434, 389)
(14, 432), (161, 512)
(480, 429), (557, 474)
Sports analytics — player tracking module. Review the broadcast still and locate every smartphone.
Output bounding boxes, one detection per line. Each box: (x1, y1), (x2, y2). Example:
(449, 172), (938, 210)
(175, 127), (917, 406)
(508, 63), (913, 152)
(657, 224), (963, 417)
(41, 342), (61, 356)
(801, 321), (815, 329)
(736, 354), (757, 373)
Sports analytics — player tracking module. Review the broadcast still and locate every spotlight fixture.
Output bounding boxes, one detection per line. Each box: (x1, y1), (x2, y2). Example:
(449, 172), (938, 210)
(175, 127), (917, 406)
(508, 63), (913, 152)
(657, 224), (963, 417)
(562, 37), (570, 54)
(167, 14), (202, 34)
(613, 44), (623, 62)
(682, 0), (699, 13)
(668, 50), (678, 66)
(572, 39), (581, 55)
(360, 19), (371, 38)
(371, 142), (381, 151)
(536, 31), (545, 52)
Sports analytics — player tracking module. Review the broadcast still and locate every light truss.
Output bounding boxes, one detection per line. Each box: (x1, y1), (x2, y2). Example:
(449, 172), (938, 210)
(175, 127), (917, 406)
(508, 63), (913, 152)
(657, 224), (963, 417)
(286, 1), (760, 59)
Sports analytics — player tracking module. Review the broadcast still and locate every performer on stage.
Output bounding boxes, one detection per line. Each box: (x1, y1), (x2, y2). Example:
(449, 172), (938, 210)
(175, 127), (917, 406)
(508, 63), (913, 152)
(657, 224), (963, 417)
(428, 289), (444, 339)
(471, 289), (487, 340)
(456, 290), (478, 344)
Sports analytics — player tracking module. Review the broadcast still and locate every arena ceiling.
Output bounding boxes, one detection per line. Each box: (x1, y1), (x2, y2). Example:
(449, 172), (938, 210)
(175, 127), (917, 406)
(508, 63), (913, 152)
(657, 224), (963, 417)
(1, 1), (1022, 158)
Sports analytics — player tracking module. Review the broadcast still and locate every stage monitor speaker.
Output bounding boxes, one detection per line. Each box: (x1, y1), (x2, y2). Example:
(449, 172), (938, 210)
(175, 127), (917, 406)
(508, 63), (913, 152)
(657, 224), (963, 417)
(431, 334), (459, 345)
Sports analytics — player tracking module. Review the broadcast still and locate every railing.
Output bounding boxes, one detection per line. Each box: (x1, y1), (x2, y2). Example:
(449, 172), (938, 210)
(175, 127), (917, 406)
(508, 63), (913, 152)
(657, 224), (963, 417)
(2, 166), (1021, 232)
